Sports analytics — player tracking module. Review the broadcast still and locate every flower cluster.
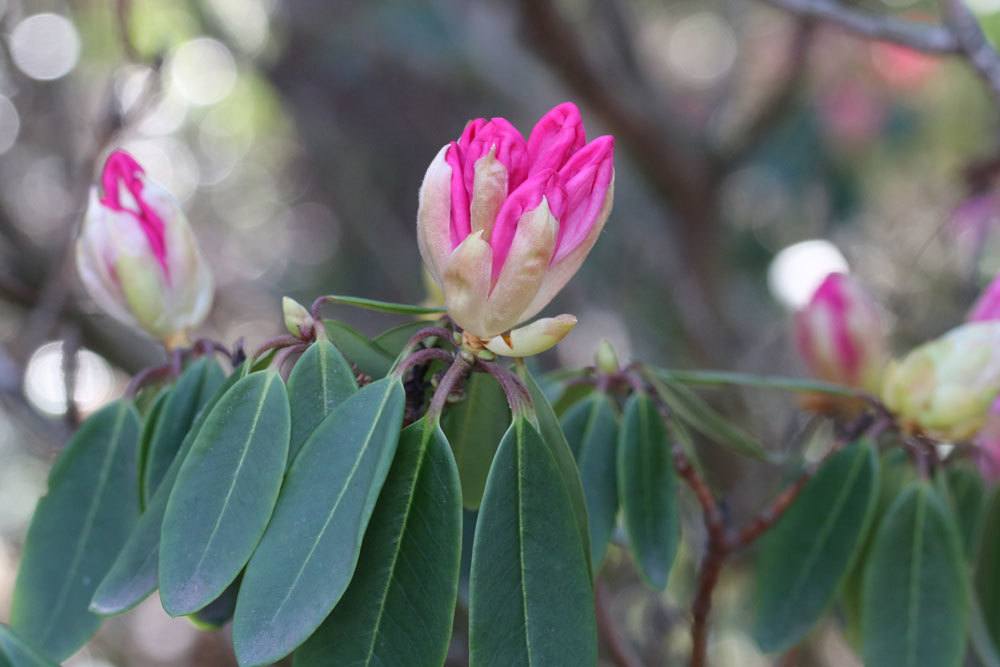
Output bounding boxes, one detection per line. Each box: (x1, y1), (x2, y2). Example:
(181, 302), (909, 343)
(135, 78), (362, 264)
(795, 270), (1000, 479)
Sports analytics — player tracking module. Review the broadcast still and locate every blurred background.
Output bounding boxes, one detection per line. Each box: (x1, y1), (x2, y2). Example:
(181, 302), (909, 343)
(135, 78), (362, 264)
(1, 0), (998, 665)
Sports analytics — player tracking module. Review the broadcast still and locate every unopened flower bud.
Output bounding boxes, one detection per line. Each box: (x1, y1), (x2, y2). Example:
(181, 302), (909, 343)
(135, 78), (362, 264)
(595, 338), (620, 374)
(283, 297), (314, 339)
(418, 103), (613, 340)
(484, 315), (577, 358)
(76, 150), (213, 346)
(794, 273), (888, 393)
(882, 321), (1000, 441)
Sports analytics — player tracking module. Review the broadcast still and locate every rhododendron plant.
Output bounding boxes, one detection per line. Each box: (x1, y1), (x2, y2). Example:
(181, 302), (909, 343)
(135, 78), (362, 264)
(12, 103), (1000, 667)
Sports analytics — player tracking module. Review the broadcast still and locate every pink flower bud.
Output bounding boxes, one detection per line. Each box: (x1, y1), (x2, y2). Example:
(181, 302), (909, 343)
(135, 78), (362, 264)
(794, 273), (888, 393)
(76, 150), (213, 345)
(418, 102), (614, 339)
(969, 272), (1000, 322)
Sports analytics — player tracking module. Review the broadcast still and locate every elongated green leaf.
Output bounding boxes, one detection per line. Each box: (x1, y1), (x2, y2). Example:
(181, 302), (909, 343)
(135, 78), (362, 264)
(469, 418), (597, 666)
(618, 392), (679, 590)
(442, 372), (510, 510)
(322, 320), (394, 379)
(653, 368), (859, 397)
(286, 340), (358, 462)
(862, 482), (969, 667)
(753, 441), (879, 652)
(372, 320), (430, 355)
(160, 371), (290, 616)
(649, 376), (766, 460)
(519, 365), (592, 573)
(943, 463), (986, 559)
(11, 401), (140, 660)
(295, 419), (462, 666)
(90, 364), (251, 616)
(562, 392), (619, 570)
(142, 358), (225, 505)
(840, 447), (914, 646)
(233, 376), (406, 666)
(973, 596), (1000, 667)
(977, 488), (1000, 654)
(136, 388), (169, 511)
(316, 294), (445, 316)
(0, 626), (57, 667)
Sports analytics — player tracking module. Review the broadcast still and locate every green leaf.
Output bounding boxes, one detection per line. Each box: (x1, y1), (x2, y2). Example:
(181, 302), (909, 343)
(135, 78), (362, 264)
(233, 376), (406, 666)
(11, 401), (140, 661)
(142, 358), (225, 505)
(977, 488), (1000, 654)
(469, 418), (597, 667)
(617, 392), (679, 590)
(0, 626), (58, 667)
(136, 388), (170, 511)
(943, 463), (986, 559)
(442, 372), (511, 510)
(653, 368), (859, 398)
(518, 365), (593, 575)
(562, 392), (620, 570)
(159, 371), (290, 616)
(862, 482), (969, 667)
(753, 441), (879, 653)
(648, 376), (766, 460)
(315, 293), (446, 316)
(286, 340), (358, 462)
(90, 363), (252, 616)
(840, 447), (914, 647)
(372, 320), (431, 356)
(294, 419), (462, 666)
(323, 320), (394, 379)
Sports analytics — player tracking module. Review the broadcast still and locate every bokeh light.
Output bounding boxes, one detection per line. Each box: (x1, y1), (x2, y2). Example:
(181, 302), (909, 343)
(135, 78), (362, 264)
(23, 342), (116, 416)
(168, 38), (238, 106)
(668, 12), (738, 86)
(10, 13), (81, 81)
(768, 240), (850, 309)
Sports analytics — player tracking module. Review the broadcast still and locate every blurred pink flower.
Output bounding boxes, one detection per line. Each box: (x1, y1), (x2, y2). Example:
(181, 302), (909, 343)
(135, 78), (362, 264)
(418, 102), (614, 343)
(76, 150), (213, 346)
(794, 273), (888, 393)
(870, 43), (938, 90)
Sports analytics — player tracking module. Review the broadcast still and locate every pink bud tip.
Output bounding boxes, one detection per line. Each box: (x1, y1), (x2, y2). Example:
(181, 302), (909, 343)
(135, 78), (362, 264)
(970, 272), (1000, 323)
(442, 103), (614, 283)
(99, 149), (169, 276)
(794, 273), (886, 391)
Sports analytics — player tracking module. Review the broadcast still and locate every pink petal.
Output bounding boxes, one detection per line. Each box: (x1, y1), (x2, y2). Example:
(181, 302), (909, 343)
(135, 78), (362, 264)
(527, 102), (586, 176)
(446, 118), (528, 247)
(970, 272), (1000, 322)
(99, 150), (169, 277)
(488, 169), (557, 283)
(552, 136), (614, 263)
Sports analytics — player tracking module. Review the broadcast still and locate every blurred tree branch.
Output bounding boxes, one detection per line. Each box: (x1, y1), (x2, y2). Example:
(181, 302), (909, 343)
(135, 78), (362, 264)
(758, 0), (959, 52)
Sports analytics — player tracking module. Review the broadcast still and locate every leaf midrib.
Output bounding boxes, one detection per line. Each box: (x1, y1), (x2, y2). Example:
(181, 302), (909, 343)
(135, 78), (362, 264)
(770, 446), (869, 626)
(906, 490), (928, 667)
(360, 425), (434, 666)
(187, 374), (274, 585)
(267, 381), (396, 625)
(40, 404), (129, 645)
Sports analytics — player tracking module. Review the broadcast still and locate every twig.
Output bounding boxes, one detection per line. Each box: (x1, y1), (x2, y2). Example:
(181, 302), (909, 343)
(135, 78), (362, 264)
(425, 355), (473, 423)
(939, 0), (1000, 104)
(393, 347), (455, 377)
(756, 0), (959, 53)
